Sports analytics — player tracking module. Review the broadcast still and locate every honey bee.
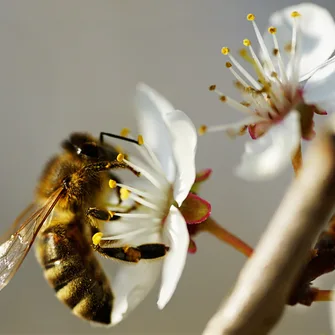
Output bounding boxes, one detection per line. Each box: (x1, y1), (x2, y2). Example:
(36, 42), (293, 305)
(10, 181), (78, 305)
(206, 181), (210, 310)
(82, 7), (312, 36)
(0, 132), (168, 325)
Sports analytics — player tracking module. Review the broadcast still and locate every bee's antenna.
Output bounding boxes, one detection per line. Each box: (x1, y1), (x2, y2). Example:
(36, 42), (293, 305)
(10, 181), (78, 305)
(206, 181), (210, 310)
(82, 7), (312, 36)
(99, 132), (139, 145)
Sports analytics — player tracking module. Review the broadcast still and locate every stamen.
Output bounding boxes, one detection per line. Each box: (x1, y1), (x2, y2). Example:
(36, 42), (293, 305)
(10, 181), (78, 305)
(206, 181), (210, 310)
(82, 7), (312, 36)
(120, 128), (130, 137)
(291, 11), (301, 18)
(113, 212), (156, 219)
(129, 192), (160, 211)
(247, 15), (275, 74)
(137, 135), (144, 145)
(92, 232), (103, 246)
(204, 123), (247, 136)
(127, 133), (164, 176)
(268, 27), (288, 83)
(109, 179), (117, 189)
(198, 125), (207, 135)
(117, 153), (125, 162)
(122, 157), (162, 189)
(141, 142), (164, 173)
(114, 182), (163, 201)
(211, 88), (254, 115)
(242, 39), (267, 83)
(222, 47), (262, 90)
(246, 13), (255, 21)
(228, 67), (249, 88)
(101, 226), (160, 242)
(289, 11), (301, 96)
(120, 187), (130, 201)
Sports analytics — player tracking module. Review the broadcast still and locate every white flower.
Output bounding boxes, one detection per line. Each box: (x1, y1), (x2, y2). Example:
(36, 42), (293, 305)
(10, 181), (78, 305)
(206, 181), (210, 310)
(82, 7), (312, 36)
(201, 3), (335, 181)
(99, 83), (197, 325)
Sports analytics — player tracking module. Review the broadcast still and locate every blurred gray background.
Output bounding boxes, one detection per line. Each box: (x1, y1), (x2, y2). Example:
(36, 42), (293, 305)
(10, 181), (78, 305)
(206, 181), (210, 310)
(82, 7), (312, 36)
(0, 0), (334, 334)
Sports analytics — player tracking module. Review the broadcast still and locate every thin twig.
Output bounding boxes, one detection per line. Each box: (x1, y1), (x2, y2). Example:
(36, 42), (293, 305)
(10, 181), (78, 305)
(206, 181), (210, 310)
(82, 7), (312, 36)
(203, 117), (335, 335)
(199, 217), (253, 257)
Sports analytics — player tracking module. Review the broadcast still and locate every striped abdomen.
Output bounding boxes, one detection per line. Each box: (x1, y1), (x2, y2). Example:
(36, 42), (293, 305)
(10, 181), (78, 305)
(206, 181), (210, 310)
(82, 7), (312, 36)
(35, 218), (113, 325)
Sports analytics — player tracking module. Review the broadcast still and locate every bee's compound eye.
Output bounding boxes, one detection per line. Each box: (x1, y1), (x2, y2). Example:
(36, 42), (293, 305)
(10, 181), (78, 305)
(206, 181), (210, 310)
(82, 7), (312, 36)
(80, 142), (99, 158)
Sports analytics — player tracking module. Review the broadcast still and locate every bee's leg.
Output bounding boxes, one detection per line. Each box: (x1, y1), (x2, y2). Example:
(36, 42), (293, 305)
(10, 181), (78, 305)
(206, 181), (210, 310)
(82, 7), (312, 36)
(86, 207), (119, 230)
(93, 243), (169, 263)
(87, 207), (118, 221)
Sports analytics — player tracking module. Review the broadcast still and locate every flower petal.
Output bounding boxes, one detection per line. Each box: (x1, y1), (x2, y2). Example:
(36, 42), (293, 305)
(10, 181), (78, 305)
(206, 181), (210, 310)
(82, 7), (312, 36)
(110, 229), (163, 325)
(180, 192), (211, 224)
(188, 239), (197, 254)
(303, 60), (335, 113)
(195, 168), (213, 183)
(157, 206), (189, 309)
(191, 168), (213, 194)
(263, 3), (335, 78)
(135, 83), (176, 183)
(163, 109), (197, 206)
(111, 261), (162, 325)
(235, 111), (301, 181)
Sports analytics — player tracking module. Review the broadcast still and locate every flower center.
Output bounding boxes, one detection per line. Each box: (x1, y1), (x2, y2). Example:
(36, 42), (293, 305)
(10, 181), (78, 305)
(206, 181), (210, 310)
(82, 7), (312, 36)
(94, 132), (174, 244)
(199, 11), (307, 137)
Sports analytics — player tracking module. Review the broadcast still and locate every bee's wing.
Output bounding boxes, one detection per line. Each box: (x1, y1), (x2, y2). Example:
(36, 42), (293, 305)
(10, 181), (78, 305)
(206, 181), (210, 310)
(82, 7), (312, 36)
(0, 187), (64, 291)
(0, 203), (38, 245)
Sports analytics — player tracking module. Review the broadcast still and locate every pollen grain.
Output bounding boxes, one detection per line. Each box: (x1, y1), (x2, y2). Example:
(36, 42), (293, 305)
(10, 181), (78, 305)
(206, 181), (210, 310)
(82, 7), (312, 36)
(92, 232), (103, 246)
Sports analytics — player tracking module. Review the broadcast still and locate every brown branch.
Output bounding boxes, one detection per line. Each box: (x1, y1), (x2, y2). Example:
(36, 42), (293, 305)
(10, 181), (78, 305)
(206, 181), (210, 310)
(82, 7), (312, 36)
(202, 117), (335, 335)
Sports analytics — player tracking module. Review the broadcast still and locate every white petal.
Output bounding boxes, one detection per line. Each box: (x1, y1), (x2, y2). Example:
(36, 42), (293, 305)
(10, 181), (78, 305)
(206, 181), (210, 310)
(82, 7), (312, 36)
(235, 111), (301, 181)
(303, 60), (335, 112)
(263, 3), (335, 78)
(157, 206), (189, 309)
(135, 83), (176, 183)
(163, 110), (197, 206)
(111, 229), (163, 325)
(111, 261), (162, 325)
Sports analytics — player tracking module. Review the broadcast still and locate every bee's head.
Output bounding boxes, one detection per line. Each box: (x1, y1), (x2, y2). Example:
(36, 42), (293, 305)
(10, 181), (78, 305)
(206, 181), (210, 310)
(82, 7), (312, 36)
(62, 132), (101, 159)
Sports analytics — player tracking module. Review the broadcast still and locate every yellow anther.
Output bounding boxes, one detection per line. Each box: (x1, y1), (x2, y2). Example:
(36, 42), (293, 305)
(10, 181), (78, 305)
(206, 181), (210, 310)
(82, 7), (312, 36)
(291, 11), (301, 18)
(243, 39), (251, 46)
(234, 81), (244, 90)
(120, 187), (130, 201)
(220, 95), (227, 102)
(225, 62), (232, 68)
(240, 101), (251, 107)
(268, 26), (277, 34)
(92, 232), (103, 246)
(209, 84), (216, 91)
(117, 153), (124, 162)
(137, 135), (144, 145)
(221, 47), (230, 55)
(109, 179), (117, 189)
(271, 71), (278, 78)
(247, 13), (255, 21)
(272, 48), (279, 56)
(120, 128), (130, 137)
(198, 125), (207, 135)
